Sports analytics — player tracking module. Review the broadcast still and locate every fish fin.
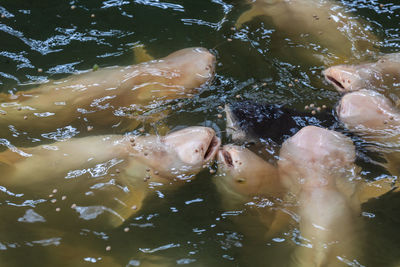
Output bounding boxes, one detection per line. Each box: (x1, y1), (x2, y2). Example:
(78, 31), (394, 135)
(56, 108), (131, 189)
(357, 177), (398, 204)
(0, 155), (15, 175)
(0, 92), (10, 102)
(0, 149), (25, 176)
(264, 209), (292, 239)
(106, 184), (146, 228)
(133, 44), (154, 63)
(118, 119), (141, 133)
(148, 119), (170, 136)
(0, 152), (17, 167)
(383, 153), (400, 178)
(118, 110), (169, 133)
(235, 6), (266, 28)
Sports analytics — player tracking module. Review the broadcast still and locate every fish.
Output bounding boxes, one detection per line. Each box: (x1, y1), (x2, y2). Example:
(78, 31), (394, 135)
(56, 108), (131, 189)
(0, 126), (221, 228)
(0, 47), (215, 139)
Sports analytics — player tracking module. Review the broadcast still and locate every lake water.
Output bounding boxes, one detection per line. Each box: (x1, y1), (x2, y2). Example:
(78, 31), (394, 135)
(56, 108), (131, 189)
(0, 0), (400, 266)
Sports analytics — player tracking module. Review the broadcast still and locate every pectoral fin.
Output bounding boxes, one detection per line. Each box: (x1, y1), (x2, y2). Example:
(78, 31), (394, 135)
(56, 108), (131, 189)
(235, 6), (266, 28)
(107, 184), (146, 228)
(133, 44), (154, 63)
(0, 150), (25, 179)
(0, 92), (10, 103)
(383, 153), (400, 178)
(0, 156), (15, 178)
(357, 178), (399, 204)
(264, 209), (292, 239)
(119, 110), (169, 133)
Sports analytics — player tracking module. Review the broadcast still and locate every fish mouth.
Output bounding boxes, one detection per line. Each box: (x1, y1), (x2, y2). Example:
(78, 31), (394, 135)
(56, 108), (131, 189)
(325, 75), (345, 91)
(218, 148), (234, 168)
(202, 52), (216, 84)
(204, 135), (221, 162)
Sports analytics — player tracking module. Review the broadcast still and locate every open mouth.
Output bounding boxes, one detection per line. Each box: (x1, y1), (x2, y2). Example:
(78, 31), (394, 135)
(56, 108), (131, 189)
(204, 135), (221, 161)
(218, 149), (234, 168)
(326, 75), (345, 91)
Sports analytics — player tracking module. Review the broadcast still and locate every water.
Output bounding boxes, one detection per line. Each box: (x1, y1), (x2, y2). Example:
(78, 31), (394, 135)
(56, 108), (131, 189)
(0, 0), (400, 266)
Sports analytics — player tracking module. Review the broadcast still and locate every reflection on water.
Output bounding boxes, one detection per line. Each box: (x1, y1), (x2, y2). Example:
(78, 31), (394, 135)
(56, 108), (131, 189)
(1, 0), (400, 266)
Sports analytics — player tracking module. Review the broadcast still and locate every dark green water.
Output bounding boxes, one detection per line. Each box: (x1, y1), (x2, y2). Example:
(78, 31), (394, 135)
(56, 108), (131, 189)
(0, 0), (400, 266)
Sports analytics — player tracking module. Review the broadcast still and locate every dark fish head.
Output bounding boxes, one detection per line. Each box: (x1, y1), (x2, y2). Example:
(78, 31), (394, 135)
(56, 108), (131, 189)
(225, 101), (338, 144)
(225, 104), (254, 143)
(225, 101), (295, 143)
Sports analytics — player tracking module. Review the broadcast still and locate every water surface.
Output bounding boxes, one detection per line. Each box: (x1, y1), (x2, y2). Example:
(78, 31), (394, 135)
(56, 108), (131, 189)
(1, 0), (400, 266)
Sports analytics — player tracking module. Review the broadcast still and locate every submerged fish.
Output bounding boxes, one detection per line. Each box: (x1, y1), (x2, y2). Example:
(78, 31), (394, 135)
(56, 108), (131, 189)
(323, 53), (400, 94)
(235, 0), (379, 65)
(0, 126), (221, 228)
(0, 47), (215, 139)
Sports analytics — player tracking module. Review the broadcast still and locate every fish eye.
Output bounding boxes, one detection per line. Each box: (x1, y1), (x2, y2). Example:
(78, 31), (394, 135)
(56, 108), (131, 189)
(236, 177), (246, 184)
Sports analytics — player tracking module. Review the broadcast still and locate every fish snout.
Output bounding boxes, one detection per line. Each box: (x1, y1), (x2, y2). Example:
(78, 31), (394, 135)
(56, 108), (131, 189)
(218, 145), (243, 169)
(323, 66), (361, 93)
(169, 127), (220, 166)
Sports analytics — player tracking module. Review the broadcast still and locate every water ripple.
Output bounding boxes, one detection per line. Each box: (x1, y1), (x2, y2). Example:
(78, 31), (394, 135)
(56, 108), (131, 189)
(101, 0), (131, 9)
(47, 61), (82, 74)
(134, 0), (184, 12)
(41, 126), (80, 141)
(17, 209), (46, 223)
(139, 243), (180, 253)
(0, 6), (14, 18)
(181, 19), (223, 30)
(0, 51), (33, 70)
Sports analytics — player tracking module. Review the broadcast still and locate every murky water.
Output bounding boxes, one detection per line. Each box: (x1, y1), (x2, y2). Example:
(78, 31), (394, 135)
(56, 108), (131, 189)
(1, 0), (400, 266)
